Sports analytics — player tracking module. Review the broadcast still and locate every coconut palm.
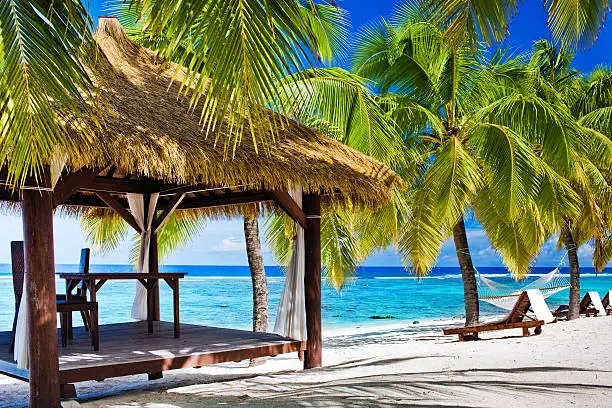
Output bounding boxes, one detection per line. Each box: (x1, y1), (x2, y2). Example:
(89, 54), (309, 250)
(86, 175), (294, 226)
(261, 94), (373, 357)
(349, 5), (583, 326)
(426, 0), (611, 51)
(525, 41), (612, 319)
(243, 210), (268, 366)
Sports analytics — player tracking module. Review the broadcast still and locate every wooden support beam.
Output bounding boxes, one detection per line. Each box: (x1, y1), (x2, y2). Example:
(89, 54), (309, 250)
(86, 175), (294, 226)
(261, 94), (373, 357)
(0, 188), (19, 201)
(82, 177), (162, 194)
(22, 171), (61, 407)
(177, 192), (271, 210)
(158, 183), (227, 196)
(303, 194), (322, 369)
(149, 230), (161, 321)
(61, 194), (109, 208)
(53, 167), (100, 207)
(96, 192), (141, 232)
(59, 188), (275, 212)
(154, 192), (185, 233)
(271, 191), (307, 229)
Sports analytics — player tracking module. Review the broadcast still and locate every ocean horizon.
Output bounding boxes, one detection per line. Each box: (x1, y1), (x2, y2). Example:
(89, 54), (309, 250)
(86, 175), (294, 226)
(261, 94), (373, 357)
(1, 265), (611, 334)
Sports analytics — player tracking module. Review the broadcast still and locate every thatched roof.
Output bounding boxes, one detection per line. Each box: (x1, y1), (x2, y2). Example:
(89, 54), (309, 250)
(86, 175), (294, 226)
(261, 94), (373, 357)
(62, 17), (401, 208)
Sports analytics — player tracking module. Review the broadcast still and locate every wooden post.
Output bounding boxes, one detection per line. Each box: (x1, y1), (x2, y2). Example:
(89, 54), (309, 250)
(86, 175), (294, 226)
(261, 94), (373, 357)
(303, 194), (322, 369)
(22, 171), (61, 407)
(149, 232), (160, 321)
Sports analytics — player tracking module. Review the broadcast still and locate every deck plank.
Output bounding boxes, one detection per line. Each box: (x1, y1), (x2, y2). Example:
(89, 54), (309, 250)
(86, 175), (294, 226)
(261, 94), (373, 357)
(0, 321), (305, 384)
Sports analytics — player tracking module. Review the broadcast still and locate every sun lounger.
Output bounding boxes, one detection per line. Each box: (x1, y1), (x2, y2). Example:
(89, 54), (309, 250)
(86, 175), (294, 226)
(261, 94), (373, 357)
(588, 291), (607, 316)
(603, 291), (612, 315)
(553, 291), (606, 318)
(443, 290), (550, 341)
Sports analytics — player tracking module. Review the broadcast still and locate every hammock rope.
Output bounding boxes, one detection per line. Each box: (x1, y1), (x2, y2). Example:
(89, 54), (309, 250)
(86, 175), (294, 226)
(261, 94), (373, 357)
(476, 254), (570, 311)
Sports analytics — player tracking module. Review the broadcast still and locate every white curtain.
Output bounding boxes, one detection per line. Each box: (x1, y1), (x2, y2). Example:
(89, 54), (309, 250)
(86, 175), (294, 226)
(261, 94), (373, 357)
(15, 153), (67, 368)
(127, 193), (159, 320)
(14, 283), (28, 368)
(274, 185), (307, 341)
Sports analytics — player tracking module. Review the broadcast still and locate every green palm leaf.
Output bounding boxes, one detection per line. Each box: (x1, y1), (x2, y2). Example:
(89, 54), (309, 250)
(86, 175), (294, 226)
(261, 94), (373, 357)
(0, 0), (96, 185)
(427, 0), (610, 51)
(120, 0), (346, 154)
(275, 67), (405, 166)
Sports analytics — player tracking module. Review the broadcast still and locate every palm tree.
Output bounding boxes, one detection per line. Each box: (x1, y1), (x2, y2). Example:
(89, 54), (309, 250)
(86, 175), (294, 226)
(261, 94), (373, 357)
(350, 5), (581, 326)
(526, 41), (612, 319)
(426, 0), (611, 51)
(243, 210), (268, 365)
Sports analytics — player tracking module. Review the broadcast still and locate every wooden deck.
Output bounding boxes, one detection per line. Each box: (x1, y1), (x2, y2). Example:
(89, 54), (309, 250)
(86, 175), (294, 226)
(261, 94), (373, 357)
(0, 321), (305, 385)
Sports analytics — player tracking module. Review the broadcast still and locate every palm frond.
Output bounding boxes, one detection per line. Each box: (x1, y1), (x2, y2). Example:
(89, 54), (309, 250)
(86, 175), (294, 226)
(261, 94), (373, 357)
(466, 123), (540, 219)
(275, 68), (406, 166)
(157, 212), (205, 262)
(122, 0), (345, 154)
(427, 0), (519, 48)
(0, 0), (96, 185)
(80, 209), (130, 255)
(544, 0), (611, 51)
(321, 210), (361, 291)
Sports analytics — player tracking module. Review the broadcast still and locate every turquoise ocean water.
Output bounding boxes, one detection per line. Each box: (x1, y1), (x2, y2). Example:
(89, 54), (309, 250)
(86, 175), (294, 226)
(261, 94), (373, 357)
(0, 265), (610, 333)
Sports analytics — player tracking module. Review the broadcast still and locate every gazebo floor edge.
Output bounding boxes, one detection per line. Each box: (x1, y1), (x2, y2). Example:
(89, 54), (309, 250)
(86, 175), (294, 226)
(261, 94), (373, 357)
(0, 321), (305, 392)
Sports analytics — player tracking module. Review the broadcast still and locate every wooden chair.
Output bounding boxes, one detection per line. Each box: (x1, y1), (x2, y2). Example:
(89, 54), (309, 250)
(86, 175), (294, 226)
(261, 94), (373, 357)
(9, 243), (99, 352)
(57, 248), (91, 331)
(9, 241), (24, 353)
(443, 291), (545, 341)
(57, 301), (99, 351)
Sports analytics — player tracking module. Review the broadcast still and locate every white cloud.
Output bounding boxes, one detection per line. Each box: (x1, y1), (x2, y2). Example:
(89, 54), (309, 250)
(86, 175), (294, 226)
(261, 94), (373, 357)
(211, 236), (246, 253)
(477, 246), (495, 256)
(578, 243), (594, 258)
(466, 229), (487, 239)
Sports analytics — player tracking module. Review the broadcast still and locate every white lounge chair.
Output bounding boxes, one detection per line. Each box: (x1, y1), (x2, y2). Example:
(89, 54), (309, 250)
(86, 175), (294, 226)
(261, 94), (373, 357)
(586, 291), (607, 316)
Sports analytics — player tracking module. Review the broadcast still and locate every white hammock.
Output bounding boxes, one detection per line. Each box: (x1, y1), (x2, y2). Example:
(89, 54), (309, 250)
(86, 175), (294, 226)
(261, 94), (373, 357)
(477, 255), (569, 311)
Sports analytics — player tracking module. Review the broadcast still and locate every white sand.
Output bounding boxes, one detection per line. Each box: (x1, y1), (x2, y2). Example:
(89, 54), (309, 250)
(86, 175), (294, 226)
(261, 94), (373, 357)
(1, 316), (611, 407)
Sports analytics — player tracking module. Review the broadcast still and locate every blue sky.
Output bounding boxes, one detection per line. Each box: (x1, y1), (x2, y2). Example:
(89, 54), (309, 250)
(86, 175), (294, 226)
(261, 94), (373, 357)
(0, 1), (609, 268)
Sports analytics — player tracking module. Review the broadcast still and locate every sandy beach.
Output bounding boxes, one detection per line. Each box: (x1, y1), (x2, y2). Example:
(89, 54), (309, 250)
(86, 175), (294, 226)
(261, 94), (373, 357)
(1, 316), (610, 407)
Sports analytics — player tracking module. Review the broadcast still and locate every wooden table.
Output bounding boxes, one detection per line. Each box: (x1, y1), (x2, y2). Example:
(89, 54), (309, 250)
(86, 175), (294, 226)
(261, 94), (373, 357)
(58, 273), (186, 338)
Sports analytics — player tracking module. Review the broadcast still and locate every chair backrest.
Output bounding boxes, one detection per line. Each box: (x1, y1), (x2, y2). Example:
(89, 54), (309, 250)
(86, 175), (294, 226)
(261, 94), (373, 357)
(587, 291), (606, 315)
(505, 291), (530, 323)
(10, 241), (25, 304)
(603, 291), (610, 308)
(79, 248), (90, 274)
(525, 289), (555, 323)
(77, 248), (91, 295)
(580, 292), (592, 312)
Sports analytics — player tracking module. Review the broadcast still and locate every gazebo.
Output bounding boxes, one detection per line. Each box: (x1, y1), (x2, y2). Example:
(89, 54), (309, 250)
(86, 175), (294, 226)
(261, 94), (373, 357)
(0, 17), (401, 407)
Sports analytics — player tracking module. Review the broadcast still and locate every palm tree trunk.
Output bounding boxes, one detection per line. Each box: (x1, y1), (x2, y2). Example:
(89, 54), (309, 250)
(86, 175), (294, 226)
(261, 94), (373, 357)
(243, 212), (268, 366)
(562, 224), (580, 320)
(453, 216), (479, 327)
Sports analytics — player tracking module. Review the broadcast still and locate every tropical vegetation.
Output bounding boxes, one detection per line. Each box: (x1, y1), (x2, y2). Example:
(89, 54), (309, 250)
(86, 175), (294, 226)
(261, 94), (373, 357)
(525, 41), (612, 318)
(2, 0), (611, 330)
